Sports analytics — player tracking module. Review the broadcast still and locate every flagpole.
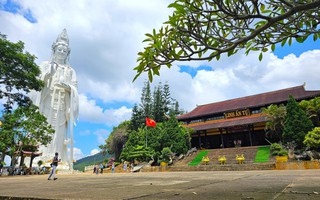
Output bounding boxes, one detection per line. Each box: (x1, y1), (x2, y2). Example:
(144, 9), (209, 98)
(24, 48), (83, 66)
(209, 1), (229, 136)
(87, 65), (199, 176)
(146, 126), (148, 148)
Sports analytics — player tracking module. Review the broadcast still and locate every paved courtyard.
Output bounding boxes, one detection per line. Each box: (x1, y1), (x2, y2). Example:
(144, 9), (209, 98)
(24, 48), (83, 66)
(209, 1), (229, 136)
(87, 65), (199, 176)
(0, 170), (320, 200)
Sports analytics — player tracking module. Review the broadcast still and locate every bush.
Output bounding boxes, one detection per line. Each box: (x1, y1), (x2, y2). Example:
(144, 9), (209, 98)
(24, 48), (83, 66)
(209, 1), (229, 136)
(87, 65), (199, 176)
(271, 150), (279, 156)
(303, 127), (320, 150)
(158, 147), (172, 163)
(277, 149), (288, 156)
(270, 143), (282, 152)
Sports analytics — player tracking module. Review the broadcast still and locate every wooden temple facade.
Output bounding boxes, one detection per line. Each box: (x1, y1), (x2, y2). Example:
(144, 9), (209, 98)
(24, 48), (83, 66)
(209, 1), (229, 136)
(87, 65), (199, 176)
(177, 85), (320, 149)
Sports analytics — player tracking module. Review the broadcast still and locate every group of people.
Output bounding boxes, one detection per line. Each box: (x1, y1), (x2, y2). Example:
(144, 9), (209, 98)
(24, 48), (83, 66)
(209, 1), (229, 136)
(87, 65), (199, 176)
(92, 162), (134, 174)
(93, 163), (109, 174)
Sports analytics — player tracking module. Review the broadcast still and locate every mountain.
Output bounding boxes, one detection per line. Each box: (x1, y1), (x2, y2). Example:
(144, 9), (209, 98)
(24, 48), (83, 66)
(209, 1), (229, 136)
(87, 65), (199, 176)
(73, 152), (113, 172)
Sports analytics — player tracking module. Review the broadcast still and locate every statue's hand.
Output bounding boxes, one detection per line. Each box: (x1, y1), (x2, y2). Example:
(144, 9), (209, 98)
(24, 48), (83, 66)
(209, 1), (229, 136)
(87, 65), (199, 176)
(56, 82), (71, 91)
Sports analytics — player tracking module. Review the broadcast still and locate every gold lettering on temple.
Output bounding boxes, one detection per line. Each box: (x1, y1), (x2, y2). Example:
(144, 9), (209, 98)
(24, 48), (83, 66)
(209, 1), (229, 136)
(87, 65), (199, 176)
(224, 109), (250, 119)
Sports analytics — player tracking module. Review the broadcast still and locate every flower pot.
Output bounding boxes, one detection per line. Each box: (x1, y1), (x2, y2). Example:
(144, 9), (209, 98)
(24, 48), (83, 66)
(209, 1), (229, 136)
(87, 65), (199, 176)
(276, 156), (288, 162)
(160, 162), (168, 167)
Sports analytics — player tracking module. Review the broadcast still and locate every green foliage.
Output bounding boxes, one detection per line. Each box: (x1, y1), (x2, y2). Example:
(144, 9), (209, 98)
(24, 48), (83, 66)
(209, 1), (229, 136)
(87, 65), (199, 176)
(283, 96), (314, 149)
(0, 34), (44, 111)
(0, 105), (54, 161)
(158, 147), (172, 163)
(277, 149), (288, 156)
(130, 81), (183, 131)
(299, 97), (320, 127)
(303, 127), (320, 150)
(254, 146), (270, 163)
(101, 121), (130, 161)
(73, 152), (113, 172)
(133, 1), (320, 82)
(188, 150), (208, 166)
(120, 145), (154, 162)
(271, 150), (279, 156)
(270, 143), (288, 156)
(120, 116), (192, 163)
(270, 143), (282, 152)
(262, 104), (286, 142)
(37, 160), (43, 167)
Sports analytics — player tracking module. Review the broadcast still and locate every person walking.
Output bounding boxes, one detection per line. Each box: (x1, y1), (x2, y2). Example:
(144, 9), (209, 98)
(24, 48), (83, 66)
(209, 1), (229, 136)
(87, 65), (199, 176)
(123, 162), (127, 172)
(48, 152), (60, 180)
(99, 163), (104, 174)
(111, 163), (115, 173)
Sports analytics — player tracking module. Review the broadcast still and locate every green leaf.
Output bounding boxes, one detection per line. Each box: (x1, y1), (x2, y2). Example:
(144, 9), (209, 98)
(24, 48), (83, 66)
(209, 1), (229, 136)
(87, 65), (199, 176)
(227, 49), (234, 57)
(271, 44), (275, 51)
(217, 20), (223, 27)
(281, 38), (287, 47)
(288, 37), (292, 46)
(152, 67), (160, 76)
(259, 52), (263, 61)
(296, 37), (305, 43)
(260, 3), (265, 12)
(313, 33), (318, 41)
(148, 70), (153, 82)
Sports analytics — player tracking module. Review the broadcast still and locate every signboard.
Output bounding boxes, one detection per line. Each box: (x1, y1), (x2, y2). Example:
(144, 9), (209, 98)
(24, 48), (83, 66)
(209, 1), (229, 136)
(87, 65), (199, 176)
(224, 109), (250, 119)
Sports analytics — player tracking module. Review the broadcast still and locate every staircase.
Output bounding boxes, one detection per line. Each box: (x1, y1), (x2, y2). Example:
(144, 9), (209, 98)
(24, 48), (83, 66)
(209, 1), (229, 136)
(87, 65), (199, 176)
(170, 146), (275, 171)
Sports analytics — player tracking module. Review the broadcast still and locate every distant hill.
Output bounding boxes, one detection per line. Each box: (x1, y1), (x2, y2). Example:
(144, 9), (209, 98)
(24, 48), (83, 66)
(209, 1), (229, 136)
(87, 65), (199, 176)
(74, 152), (113, 172)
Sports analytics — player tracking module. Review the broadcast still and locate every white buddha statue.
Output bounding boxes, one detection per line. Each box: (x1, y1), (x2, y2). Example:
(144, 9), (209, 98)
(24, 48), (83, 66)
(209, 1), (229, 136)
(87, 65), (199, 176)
(31, 29), (79, 170)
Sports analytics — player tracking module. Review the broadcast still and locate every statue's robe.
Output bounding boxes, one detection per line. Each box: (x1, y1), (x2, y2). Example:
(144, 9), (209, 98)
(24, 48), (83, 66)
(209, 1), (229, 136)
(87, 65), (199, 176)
(31, 61), (79, 166)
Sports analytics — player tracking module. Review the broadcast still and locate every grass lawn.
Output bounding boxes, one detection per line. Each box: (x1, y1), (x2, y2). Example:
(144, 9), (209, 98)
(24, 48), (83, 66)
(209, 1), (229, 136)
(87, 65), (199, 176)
(254, 146), (270, 163)
(188, 150), (208, 166)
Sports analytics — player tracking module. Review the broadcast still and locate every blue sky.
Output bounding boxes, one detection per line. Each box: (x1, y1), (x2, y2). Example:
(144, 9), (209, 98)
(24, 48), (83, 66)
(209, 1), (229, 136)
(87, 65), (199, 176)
(1, 0), (320, 164)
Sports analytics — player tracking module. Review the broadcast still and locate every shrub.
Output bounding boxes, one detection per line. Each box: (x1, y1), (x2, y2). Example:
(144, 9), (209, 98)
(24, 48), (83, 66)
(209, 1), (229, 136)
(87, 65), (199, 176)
(271, 150), (279, 156)
(303, 127), (320, 150)
(270, 143), (282, 152)
(277, 149), (288, 156)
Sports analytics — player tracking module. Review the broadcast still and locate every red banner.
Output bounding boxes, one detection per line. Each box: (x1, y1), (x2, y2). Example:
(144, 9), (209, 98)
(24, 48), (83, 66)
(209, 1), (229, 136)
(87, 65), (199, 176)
(146, 117), (156, 127)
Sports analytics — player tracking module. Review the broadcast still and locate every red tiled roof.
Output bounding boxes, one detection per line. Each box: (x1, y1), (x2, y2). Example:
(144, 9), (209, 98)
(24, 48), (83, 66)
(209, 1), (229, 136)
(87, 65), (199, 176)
(185, 115), (268, 131)
(178, 85), (320, 120)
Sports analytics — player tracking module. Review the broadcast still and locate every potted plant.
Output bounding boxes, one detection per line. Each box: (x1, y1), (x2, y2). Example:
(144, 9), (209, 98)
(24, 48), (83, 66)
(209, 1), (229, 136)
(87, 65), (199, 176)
(275, 149), (289, 162)
(271, 143), (288, 162)
(158, 147), (172, 166)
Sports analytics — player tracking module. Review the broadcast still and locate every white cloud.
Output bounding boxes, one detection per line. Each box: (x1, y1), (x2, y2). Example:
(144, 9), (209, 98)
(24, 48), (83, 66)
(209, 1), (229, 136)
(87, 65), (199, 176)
(1, 0), (320, 157)
(78, 94), (132, 125)
(93, 129), (110, 144)
(149, 49), (320, 112)
(90, 149), (100, 156)
(73, 147), (85, 161)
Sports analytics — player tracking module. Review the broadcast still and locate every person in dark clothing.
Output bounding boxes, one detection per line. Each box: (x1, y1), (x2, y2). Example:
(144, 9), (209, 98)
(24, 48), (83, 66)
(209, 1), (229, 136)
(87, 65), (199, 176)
(48, 152), (60, 180)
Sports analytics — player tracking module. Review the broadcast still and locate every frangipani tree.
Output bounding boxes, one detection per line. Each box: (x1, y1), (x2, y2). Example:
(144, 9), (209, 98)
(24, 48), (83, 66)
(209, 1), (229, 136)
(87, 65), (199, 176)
(134, 0), (320, 82)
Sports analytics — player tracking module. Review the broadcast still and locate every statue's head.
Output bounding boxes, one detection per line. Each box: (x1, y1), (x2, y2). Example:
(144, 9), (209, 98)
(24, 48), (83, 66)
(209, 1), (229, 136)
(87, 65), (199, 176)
(52, 29), (71, 63)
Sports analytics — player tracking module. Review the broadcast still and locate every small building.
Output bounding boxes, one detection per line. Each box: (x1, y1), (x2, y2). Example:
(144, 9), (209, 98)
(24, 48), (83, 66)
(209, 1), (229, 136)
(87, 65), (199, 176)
(177, 84), (320, 149)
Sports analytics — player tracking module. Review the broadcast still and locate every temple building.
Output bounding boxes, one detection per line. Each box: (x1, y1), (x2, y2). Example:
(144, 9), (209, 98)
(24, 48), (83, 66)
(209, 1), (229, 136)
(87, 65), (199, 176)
(177, 84), (320, 149)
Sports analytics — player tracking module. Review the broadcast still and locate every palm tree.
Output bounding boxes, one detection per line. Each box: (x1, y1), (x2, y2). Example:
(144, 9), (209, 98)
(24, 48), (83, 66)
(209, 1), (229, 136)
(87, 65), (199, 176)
(262, 104), (286, 142)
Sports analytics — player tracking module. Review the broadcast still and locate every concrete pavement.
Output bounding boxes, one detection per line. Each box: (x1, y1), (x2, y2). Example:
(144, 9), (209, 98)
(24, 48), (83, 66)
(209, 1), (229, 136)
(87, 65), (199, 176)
(0, 170), (320, 200)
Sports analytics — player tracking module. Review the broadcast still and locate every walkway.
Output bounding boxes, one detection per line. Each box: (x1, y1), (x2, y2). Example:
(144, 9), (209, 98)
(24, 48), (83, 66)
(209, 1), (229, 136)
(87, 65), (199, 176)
(1, 170), (320, 199)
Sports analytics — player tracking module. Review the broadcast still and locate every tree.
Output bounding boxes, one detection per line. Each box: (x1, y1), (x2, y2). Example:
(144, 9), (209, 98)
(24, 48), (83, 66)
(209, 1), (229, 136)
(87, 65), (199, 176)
(283, 96), (313, 149)
(299, 97), (320, 127)
(129, 104), (144, 131)
(0, 105), (54, 166)
(101, 121), (130, 161)
(140, 81), (153, 118)
(303, 127), (320, 151)
(130, 81), (182, 131)
(262, 104), (286, 142)
(0, 34), (44, 111)
(133, 0), (320, 82)
(120, 115), (192, 163)
(153, 84), (165, 122)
